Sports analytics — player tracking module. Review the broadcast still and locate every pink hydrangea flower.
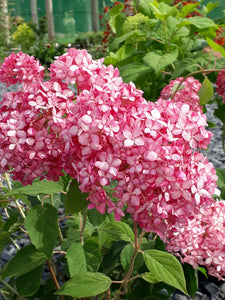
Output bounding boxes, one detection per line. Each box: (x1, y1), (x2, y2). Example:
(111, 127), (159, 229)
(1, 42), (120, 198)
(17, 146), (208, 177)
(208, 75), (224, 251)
(50, 48), (122, 92)
(0, 52), (45, 90)
(164, 201), (225, 281)
(57, 65), (215, 232)
(0, 80), (75, 184)
(159, 76), (202, 112)
(216, 69), (225, 102)
(0, 48), (217, 238)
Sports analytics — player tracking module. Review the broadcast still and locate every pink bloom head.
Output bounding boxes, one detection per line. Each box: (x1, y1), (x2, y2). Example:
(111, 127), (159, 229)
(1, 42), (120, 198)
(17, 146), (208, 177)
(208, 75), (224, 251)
(50, 48), (122, 92)
(216, 69), (225, 102)
(0, 80), (75, 184)
(159, 76), (202, 112)
(0, 52), (45, 90)
(165, 201), (225, 281)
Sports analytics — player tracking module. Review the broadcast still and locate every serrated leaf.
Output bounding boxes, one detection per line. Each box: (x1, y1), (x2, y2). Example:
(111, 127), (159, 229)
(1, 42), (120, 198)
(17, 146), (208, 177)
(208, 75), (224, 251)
(16, 265), (43, 297)
(65, 179), (88, 215)
(84, 238), (102, 272)
(143, 249), (188, 295)
(2, 245), (47, 279)
(66, 242), (87, 277)
(97, 213), (116, 248)
(55, 272), (111, 298)
(143, 49), (178, 74)
(25, 203), (58, 259)
(87, 208), (106, 227)
(99, 221), (134, 243)
(199, 77), (214, 105)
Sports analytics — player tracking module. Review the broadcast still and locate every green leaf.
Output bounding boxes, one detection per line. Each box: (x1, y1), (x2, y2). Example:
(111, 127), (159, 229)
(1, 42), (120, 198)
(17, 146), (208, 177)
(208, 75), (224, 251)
(143, 249), (188, 295)
(181, 16), (217, 30)
(214, 105), (225, 124)
(121, 243), (144, 272)
(119, 62), (151, 83)
(140, 238), (156, 251)
(198, 267), (208, 279)
(138, 0), (155, 18)
(109, 3), (125, 34)
(216, 169), (225, 192)
(100, 221), (134, 243)
(0, 232), (11, 253)
(198, 77), (214, 105)
(179, 2), (202, 18)
(206, 37), (225, 57)
(166, 16), (189, 39)
(2, 245), (47, 279)
(84, 238), (102, 272)
(3, 180), (62, 197)
(25, 203), (58, 259)
(183, 263), (198, 298)
(110, 31), (146, 49)
(149, 1), (176, 21)
(2, 210), (22, 233)
(206, 1), (219, 14)
(65, 179), (88, 215)
(87, 208), (106, 227)
(16, 265), (43, 297)
(55, 272), (111, 298)
(97, 213), (116, 248)
(66, 242), (87, 277)
(140, 272), (162, 283)
(143, 49), (178, 74)
(105, 44), (134, 65)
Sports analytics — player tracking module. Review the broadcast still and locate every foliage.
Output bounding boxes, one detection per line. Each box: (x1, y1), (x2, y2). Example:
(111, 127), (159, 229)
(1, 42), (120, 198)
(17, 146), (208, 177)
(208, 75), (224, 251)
(0, 175), (190, 299)
(1, 1), (225, 299)
(12, 23), (36, 52)
(104, 0), (225, 100)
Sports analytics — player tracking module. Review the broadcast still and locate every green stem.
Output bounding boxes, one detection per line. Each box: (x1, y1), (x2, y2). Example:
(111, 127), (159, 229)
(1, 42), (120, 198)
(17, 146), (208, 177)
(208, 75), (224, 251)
(118, 222), (140, 296)
(79, 208), (87, 246)
(0, 278), (19, 297)
(4, 173), (26, 219)
(0, 290), (8, 300)
(10, 237), (20, 251)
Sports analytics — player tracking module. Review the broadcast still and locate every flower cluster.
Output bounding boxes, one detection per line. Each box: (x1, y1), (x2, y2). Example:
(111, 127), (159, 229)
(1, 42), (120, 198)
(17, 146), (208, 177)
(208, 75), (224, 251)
(0, 53), (74, 184)
(165, 201), (225, 280)
(159, 76), (202, 112)
(49, 49), (215, 232)
(216, 69), (225, 102)
(0, 49), (223, 279)
(0, 52), (44, 90)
